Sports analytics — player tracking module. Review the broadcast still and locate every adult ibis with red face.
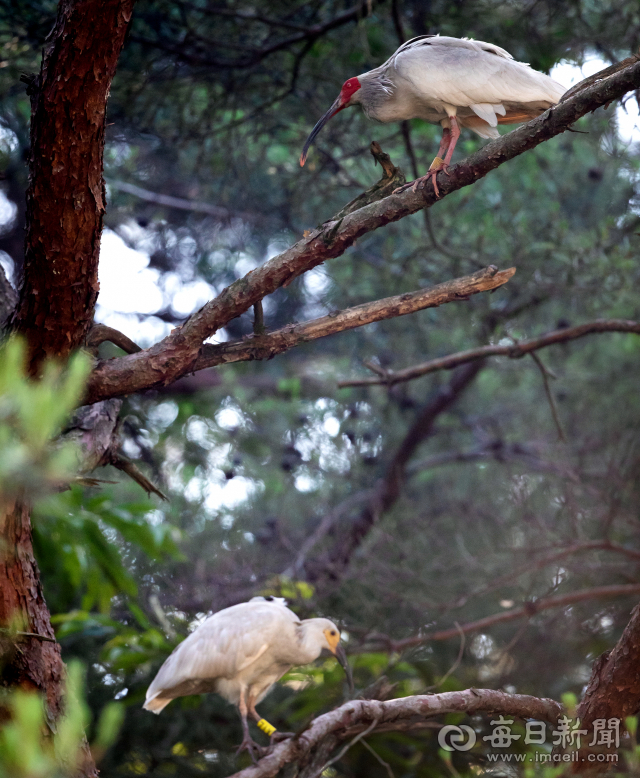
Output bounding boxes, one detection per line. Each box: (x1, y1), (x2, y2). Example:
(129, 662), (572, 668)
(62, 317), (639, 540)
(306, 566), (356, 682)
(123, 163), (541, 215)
(300, 35), (566, 195)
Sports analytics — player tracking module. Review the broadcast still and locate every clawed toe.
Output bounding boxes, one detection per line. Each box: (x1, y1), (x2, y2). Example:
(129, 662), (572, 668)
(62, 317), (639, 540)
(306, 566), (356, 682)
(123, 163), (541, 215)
(236, 738), (265, 762)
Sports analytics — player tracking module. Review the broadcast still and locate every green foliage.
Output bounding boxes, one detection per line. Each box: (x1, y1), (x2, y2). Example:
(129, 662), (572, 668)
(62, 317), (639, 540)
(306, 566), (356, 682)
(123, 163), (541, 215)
(0, 338), (90, 498)
(0, 662), (123, 778)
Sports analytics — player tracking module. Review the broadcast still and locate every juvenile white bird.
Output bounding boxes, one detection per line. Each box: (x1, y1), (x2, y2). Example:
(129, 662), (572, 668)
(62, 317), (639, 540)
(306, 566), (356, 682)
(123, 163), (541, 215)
(300, 35), (566, 195)
(144, 596), (352, 759)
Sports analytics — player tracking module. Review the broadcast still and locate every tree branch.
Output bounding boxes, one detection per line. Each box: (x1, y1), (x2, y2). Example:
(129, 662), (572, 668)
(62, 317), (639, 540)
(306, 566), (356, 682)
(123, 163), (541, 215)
(227, 690), (563, 778)
(192, 266), (514, 371)
(338, 319), (640, 387)
(301, 362), (484, 588)
(84, 58), (640, 404)
(359, 584), (640, 653)
(107, 180), (258, 222)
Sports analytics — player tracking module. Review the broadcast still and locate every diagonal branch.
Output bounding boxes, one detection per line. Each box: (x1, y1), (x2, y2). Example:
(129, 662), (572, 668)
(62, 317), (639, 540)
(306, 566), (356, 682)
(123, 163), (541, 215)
(301, 361), (484, 587)
(227, 689), (563, 778)
(338, 319), (640, 387)
(193, 266), (514, 371)
(84, 57), (640, 404)
(359, 584), (640, 653)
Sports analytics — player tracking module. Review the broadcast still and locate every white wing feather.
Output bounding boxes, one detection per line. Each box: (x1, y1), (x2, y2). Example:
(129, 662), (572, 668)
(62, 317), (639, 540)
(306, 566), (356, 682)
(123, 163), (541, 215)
(144, 601), (299, 710)
(388, 36), (565, 108)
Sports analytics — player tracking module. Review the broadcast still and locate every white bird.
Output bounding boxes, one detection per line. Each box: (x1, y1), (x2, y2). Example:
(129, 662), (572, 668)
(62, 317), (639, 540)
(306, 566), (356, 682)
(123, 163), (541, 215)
(143, 596), (352, 760)
(300, 35), (566, 195)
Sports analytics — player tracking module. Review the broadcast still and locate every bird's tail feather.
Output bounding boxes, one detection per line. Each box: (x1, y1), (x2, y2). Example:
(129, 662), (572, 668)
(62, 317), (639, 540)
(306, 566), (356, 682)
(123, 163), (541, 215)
(143, 693), (171, 714)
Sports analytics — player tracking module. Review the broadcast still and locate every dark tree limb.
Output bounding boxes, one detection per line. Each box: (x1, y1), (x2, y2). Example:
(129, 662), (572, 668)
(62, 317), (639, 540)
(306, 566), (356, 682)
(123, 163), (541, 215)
(0, 262), (17, 330)
(84, 58), (640, 404)
(85, 323), (142, 356)
(107, 180), (258, 222)
(358, 585), (640, 653)
(301, 361), (484, 587)
(12, 0), (134, 372)
(338, 319), (640, 387)
(572, 601), (640, 770)
(227, 690), (563, 778)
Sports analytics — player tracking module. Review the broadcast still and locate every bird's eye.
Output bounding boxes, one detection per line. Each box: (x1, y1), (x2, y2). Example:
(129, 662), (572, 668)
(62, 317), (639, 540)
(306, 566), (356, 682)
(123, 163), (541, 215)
(330, 630), (337, 636)
(265, 596), (273, 602)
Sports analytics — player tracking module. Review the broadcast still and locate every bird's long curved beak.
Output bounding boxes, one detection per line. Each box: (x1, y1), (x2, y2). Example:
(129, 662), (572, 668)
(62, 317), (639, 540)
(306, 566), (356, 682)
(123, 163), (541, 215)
(300, 96), (343, 167)
(334, 643), (354, 693)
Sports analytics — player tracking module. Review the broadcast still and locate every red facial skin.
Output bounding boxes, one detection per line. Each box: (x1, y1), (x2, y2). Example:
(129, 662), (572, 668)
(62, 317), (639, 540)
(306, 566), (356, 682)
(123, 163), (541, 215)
(337, 77), (362, 110)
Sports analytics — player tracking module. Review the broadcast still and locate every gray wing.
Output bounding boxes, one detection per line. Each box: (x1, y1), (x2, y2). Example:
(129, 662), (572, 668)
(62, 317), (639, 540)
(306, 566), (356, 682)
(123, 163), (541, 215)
(144, 601), (299, 710)
(389, 35), (565, 110)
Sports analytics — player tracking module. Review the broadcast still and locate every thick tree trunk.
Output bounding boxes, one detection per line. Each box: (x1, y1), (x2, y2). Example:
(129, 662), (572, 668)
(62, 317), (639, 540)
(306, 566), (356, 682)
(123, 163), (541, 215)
(1, 2), (135, 774)
(573, 602), (640, 771)
(12, 0), (134, 371)
(0, 501), (65, 718)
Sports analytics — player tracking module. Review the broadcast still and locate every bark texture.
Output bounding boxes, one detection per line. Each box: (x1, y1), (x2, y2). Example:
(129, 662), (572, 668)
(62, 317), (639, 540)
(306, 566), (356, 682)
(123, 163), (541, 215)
(227, 689), (563, 778)
(0, 500), (64, 723)
(12, 0), (134, 371)
(573, 602), (640, 770)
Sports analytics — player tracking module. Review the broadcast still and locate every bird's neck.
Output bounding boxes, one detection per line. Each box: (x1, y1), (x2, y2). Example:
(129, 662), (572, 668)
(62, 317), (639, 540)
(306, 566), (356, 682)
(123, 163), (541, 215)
(298, 625), (324, 664)
(358, 72), (400, 123)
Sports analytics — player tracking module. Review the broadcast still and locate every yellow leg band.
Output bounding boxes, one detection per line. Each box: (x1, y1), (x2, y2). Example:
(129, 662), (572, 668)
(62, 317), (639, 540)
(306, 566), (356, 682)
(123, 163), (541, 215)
(257, 718), (276, 736)
(429, 156), (445, 171)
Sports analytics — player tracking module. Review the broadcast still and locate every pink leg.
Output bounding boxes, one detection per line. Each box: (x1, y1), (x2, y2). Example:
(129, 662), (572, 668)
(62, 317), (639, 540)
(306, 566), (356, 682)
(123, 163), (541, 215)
(236, 690), (264, 762)
(426, 118), (460, 197)
(435, 127), (452, 161)
(442, 116), (460, 167)
(393, 118), (460, 198)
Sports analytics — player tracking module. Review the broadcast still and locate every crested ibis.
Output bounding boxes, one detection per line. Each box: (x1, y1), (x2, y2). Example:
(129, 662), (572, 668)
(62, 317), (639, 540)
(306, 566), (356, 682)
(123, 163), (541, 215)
(301, 35), (566, 195)
(144, 596), (352, 760)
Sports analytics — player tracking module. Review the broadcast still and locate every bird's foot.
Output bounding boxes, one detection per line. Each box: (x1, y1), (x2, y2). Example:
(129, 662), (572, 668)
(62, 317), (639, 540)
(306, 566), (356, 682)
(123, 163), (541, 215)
(236, 736), (266, 763)
(392, 160), (449, 198)
(425, 156), (450, 198)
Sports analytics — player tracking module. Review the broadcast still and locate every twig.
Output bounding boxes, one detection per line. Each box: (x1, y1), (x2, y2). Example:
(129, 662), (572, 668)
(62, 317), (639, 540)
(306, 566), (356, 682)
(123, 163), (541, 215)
(311, 717), (380, 778)
(253, 301), (265, 335)
(427, 623), (465, 690)
(85, 323), (141, 355)
(107, 180), (256, 222)
(338, 319), (640, 387)
(0, 627), (57, 643)
(528, 350), (566, 442)
(361, 739), (396, 778)
(108, 454), (168, 501)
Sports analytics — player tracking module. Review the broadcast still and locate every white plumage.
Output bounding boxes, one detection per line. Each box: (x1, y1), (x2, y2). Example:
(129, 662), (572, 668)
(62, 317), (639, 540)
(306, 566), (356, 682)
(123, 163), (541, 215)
(301, 35), (566, 193)
(144, 596), (351, 759)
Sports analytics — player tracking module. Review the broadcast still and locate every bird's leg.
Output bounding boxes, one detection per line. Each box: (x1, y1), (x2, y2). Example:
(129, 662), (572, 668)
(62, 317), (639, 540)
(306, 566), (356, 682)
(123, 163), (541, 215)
(424, 116), (460, 197)
(424, 127), (452, 197)
(248, 698), (294, 746)
(394, 116), (460, 197)
(442, 115), (461, 169)
(236, 690), (265, 762)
